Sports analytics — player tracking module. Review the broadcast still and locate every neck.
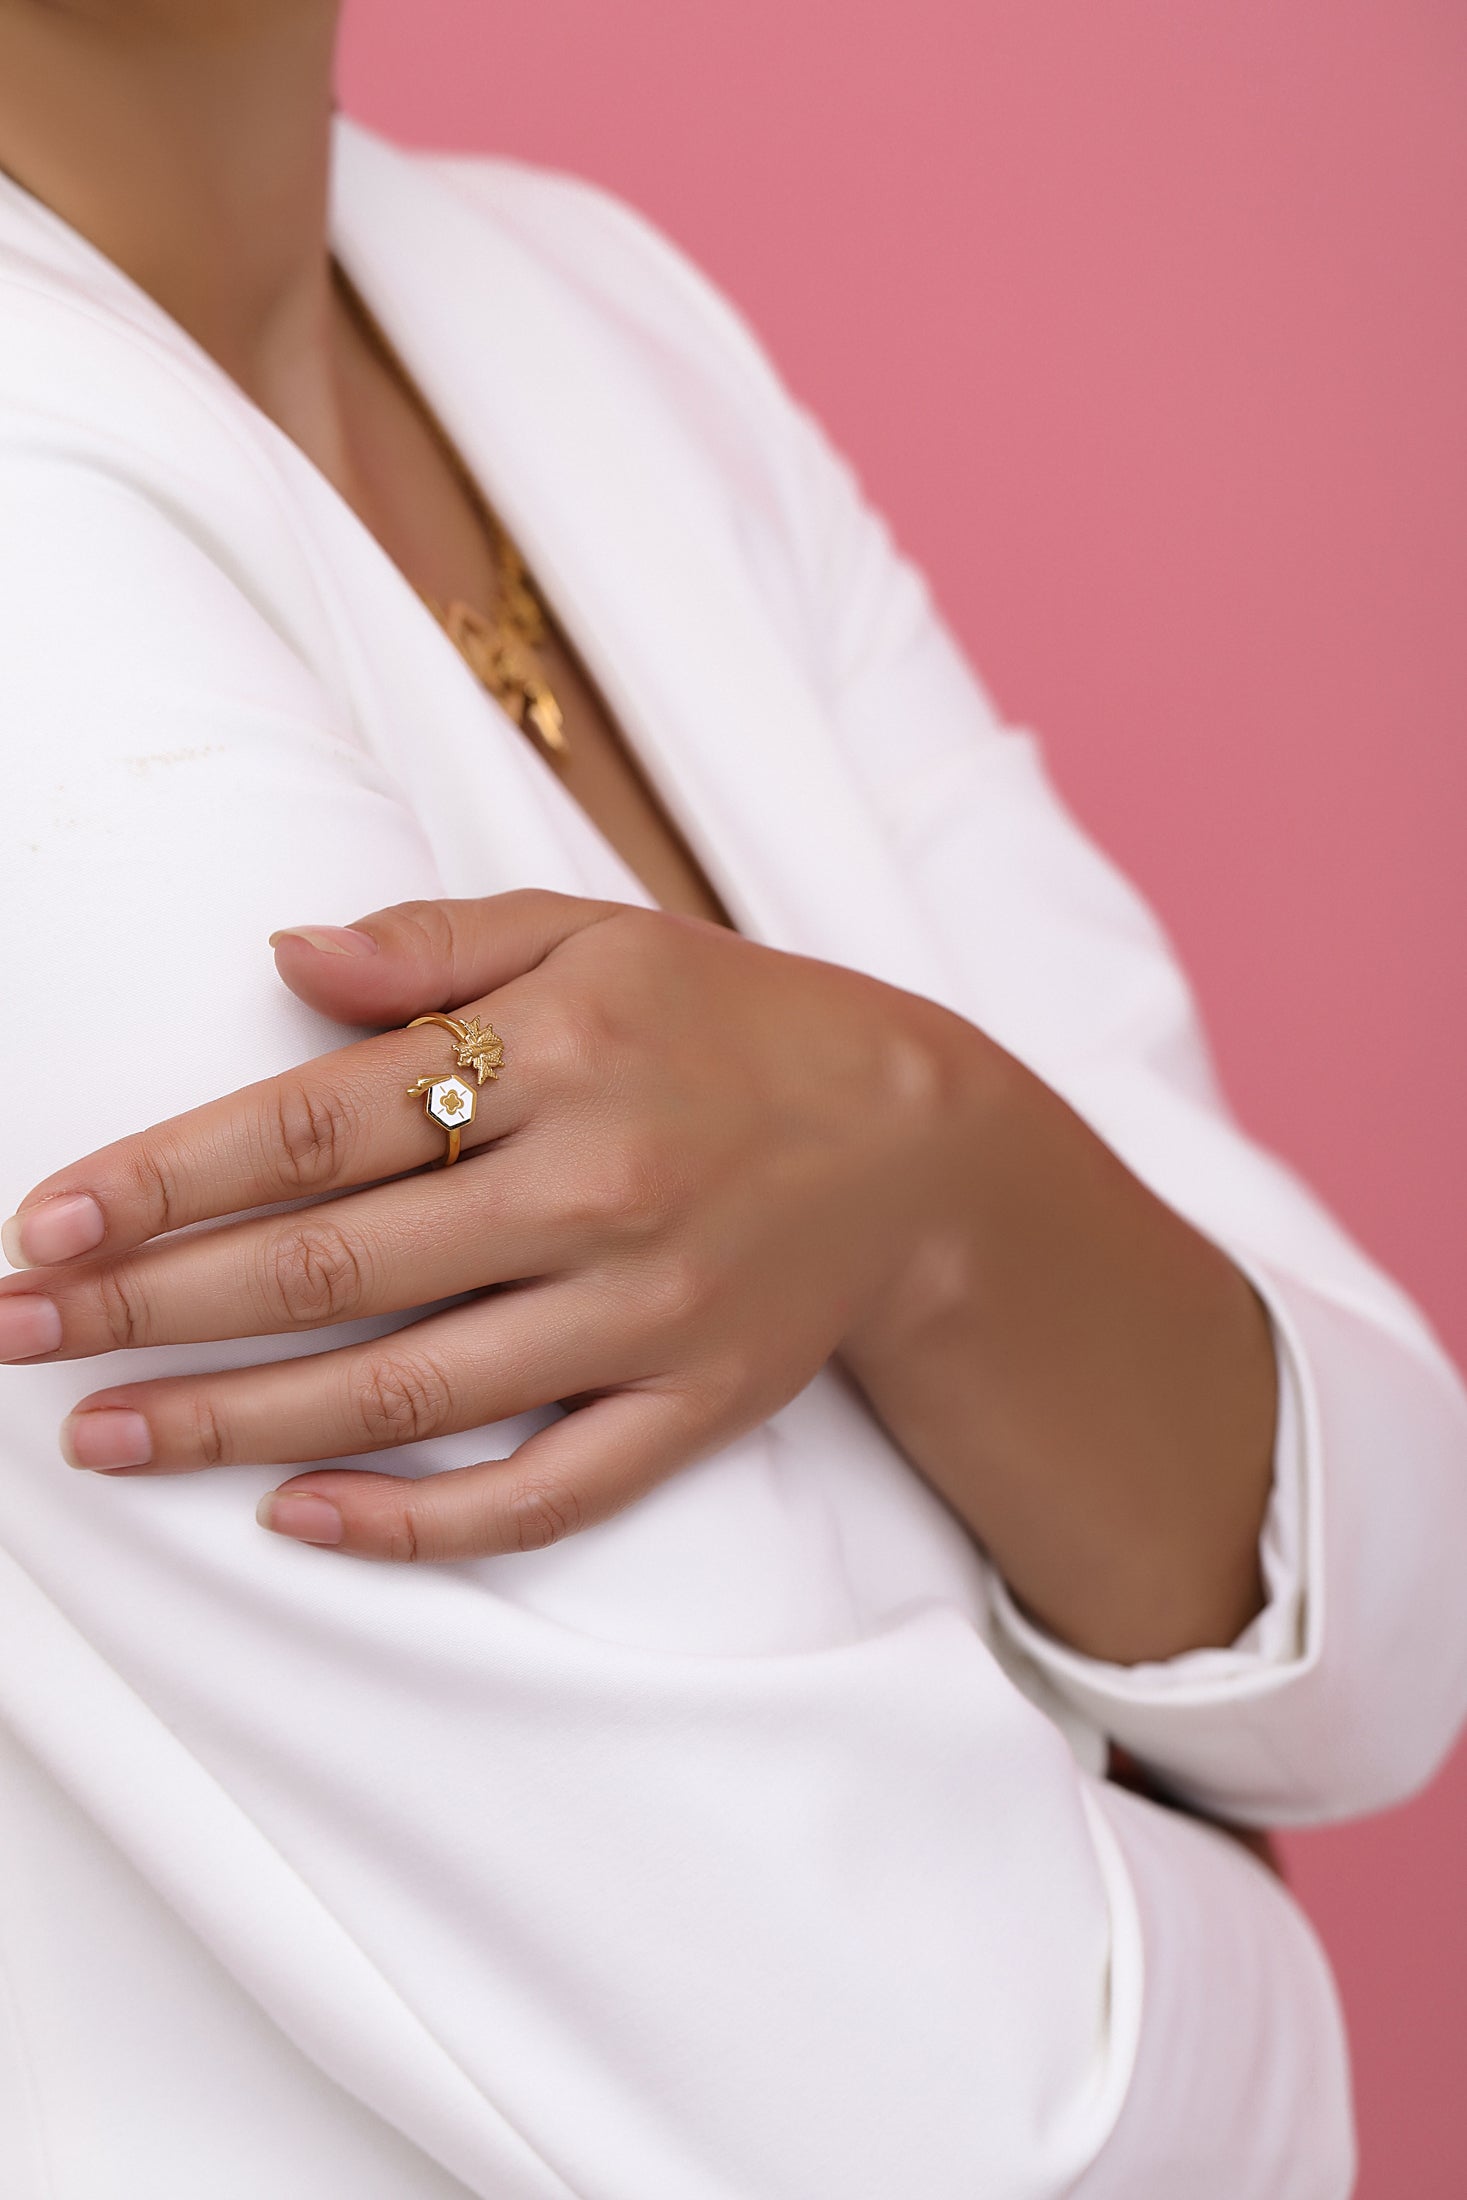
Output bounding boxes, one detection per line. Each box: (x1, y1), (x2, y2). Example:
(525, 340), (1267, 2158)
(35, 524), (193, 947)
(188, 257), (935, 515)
(0, 2), (344, 422)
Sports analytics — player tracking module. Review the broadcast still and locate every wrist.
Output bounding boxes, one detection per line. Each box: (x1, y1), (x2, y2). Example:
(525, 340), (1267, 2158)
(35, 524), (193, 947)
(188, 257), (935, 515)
(842, 996), (1016, 1366)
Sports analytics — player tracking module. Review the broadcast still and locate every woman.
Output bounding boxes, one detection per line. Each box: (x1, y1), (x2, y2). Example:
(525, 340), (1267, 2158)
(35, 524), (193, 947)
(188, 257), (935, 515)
(1, 5), (1464, 2194)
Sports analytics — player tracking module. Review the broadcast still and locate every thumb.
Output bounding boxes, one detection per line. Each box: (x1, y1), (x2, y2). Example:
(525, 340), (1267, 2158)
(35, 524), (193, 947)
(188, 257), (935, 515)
(268, 888), (623, 1024)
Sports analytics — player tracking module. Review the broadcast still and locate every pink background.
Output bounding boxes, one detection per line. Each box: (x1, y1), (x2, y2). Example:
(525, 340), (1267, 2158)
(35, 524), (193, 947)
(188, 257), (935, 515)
(338, 3), (1467, 2189)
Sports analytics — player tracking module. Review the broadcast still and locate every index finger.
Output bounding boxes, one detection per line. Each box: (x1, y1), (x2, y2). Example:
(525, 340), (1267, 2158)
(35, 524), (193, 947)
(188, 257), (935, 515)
(1, 1009), (526, 1271)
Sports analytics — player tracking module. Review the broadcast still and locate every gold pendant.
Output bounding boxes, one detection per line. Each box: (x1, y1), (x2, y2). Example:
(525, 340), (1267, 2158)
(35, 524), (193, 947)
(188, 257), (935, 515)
(526, 684), (569, 759)
(429, 593), (569, 768)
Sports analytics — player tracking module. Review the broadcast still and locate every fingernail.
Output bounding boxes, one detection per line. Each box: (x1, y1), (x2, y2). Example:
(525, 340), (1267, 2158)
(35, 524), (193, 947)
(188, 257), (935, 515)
(268, 926), (378, 957)
(0, 1295), (62, 1361)
(256, 1490), (344, 1545)
(2, 1192), (105, 1269)
(62, 1407), (152, 1471)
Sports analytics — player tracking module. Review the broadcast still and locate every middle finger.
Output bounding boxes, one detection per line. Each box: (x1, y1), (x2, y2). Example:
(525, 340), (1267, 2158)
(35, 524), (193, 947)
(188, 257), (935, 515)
(5, 1140), (585, 1360)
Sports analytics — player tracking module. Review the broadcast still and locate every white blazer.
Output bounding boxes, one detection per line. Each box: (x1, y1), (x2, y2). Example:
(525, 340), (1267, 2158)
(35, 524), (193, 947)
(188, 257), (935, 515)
(2, 114), (1465, 2200)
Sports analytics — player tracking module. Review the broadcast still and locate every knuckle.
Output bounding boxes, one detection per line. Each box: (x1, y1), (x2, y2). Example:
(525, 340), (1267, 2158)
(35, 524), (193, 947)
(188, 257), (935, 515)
(188, 1391), (231, 1468)
(127, 1139), (179, 1237)
(530, 998), (613, 1091)
(266, 1077), (358, 1192)
(564, 1143), (664, 1237)
(506, 1476), (584, 1552)
(95, 1260), (151, 1351)
(615, 1147), (669, 1236)
(378, 1505), (422, 1565)
(874, 1012), (952, 1128)
(639, 1248), (708, 1333)
(385, 897), (458, 969)
(263, 1222), (368, 1329)
(354, 1351), (453, 1450)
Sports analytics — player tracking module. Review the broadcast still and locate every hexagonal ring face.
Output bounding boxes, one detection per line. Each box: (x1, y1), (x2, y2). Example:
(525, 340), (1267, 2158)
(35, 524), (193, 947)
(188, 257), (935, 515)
(425, 1075), (476, 1132)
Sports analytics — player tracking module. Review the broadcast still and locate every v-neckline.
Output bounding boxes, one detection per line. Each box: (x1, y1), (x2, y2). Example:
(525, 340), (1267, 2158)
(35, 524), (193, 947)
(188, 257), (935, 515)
(325, 129), (764, 939)
(327, 249), (738, 930)
(0, 115), (962, 1005)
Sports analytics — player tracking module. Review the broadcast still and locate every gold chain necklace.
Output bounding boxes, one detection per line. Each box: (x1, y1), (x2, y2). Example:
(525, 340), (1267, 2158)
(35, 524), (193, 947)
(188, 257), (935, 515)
(332, 261), (570, 770)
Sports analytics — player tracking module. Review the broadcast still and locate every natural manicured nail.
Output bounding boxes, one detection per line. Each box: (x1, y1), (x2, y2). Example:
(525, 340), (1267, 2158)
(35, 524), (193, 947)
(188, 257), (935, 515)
(256, 1490), (344, 1545)
(62, 1407), (152, 1471)
(268, 926), (378, 957)
(2, 1192), (105, 1270)
(0, 1295), (62, 1361)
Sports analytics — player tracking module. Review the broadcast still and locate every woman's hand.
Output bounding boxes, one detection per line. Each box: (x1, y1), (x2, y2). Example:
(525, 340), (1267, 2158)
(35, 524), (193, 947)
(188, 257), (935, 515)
(0, 891), (987, 1561)
(0, 884), (1279, 1666)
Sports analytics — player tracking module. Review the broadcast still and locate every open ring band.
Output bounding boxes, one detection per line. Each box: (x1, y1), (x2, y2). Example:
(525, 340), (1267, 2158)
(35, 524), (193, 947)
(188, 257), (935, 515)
(404, 1012), (505, 1168)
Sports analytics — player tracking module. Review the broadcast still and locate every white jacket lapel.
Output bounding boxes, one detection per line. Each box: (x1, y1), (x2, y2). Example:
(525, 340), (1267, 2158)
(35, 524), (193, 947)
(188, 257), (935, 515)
(329, 120), (960, 1004)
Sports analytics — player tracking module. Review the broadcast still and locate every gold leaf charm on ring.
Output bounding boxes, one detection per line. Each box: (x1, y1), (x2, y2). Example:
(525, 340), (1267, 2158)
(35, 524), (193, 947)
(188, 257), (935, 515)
(450, 1015), (505, 1084)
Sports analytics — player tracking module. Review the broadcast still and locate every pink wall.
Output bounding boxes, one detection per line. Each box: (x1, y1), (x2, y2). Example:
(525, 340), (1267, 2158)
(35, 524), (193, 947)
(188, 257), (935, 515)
(338, 4), (1467, 2188)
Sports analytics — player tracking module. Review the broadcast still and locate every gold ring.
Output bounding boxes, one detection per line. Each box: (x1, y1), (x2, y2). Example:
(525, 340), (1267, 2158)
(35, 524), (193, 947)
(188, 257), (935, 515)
(404, 1012), (505, 1168)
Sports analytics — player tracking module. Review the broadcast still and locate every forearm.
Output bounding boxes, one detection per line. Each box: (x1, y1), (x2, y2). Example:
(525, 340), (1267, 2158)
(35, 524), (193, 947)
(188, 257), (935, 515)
(838, 1010), (1278, 1666)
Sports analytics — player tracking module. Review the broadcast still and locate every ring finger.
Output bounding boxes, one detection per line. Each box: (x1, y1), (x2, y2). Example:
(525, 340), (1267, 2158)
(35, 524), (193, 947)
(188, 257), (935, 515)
(3, 969), (556, 1275)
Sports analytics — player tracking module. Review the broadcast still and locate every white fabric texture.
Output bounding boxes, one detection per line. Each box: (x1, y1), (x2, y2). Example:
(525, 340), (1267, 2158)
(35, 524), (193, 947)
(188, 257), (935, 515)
(1, 113), (1465, 2198)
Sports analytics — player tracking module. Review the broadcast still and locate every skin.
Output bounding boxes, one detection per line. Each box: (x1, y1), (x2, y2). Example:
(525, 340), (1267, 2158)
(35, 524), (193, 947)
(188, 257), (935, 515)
(0, 0), (1280, 1669)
